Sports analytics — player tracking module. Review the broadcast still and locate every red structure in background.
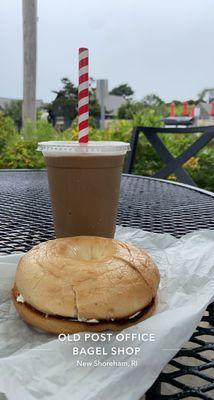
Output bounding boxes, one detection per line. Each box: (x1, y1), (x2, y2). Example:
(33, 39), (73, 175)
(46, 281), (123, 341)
(182, 101), (188, 116)
(170, 102), (175, 117)
(210, 101), (214, 117)
(189, 104), (195, 117)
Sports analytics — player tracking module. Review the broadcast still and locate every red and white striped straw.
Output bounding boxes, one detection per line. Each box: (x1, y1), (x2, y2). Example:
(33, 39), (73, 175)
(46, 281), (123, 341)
(78, 47), (89, 143)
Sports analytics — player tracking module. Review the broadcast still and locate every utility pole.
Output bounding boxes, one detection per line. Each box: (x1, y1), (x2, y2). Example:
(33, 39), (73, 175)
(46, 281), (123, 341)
(99, 80), (105, 129)
(22, 0), (37, 126)
(96, 80), (108, 129)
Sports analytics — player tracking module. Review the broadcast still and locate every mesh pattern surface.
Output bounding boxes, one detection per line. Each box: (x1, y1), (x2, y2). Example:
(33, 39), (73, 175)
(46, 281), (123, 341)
(0, 170), (213, 399)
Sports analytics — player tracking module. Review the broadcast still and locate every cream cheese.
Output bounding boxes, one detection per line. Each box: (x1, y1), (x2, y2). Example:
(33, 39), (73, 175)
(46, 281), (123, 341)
(77, 311), (142, 323)
(85, 319), (99, 323)
(128, 311), (141, 319)
(14, 296), (142, 323)
(16, 294), (25, 303)
(77, 316), (99, 323)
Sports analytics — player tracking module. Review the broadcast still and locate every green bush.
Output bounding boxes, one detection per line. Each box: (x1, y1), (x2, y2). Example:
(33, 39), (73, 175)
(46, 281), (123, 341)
(0, 119), (58, 169)
(21, 119), (58, 141)
(1, 134), (44, 169)
(0, 113), (213, 192)
(0, 112), (17, 149)
(3, 100), (22, 130)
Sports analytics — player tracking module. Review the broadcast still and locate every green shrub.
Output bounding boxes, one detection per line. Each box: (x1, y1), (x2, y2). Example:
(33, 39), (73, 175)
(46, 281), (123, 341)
(0, 112), (17, 149)
(0, 114), (213, 192)
(0, 134), (44, 169)
(21, 119), (58, 141)
(0, 119), (58, 169)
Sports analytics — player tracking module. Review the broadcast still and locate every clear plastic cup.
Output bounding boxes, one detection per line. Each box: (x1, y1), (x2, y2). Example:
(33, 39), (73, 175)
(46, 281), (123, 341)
(38, 141), (130, 238)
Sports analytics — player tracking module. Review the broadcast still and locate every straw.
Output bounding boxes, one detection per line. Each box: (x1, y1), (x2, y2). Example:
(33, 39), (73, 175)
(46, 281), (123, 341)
(78, 48), (89, 143)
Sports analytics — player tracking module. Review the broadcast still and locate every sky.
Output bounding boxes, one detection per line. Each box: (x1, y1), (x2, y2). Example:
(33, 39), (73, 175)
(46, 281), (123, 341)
(1, 0), (214, 103)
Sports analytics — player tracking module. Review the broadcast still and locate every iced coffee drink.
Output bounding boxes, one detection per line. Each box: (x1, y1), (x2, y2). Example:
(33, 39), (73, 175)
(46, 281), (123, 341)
(38, 141), (130, 238)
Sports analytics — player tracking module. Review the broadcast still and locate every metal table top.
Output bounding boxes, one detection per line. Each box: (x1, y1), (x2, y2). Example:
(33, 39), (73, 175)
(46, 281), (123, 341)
(0, 170), (213, 399)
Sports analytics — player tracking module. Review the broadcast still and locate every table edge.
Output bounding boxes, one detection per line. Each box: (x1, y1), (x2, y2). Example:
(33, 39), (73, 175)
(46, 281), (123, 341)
(123, 173), (214, 198)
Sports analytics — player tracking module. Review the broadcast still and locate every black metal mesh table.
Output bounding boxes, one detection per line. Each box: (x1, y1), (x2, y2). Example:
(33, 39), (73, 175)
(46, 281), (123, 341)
(0, 170), (213, 399)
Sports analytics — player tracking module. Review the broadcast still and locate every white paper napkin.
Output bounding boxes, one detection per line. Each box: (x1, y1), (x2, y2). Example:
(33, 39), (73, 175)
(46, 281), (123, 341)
(0, 227), (213, 400)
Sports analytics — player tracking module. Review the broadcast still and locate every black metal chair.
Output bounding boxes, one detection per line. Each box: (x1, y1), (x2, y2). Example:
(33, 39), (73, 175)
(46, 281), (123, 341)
(125, 125), (214, 187)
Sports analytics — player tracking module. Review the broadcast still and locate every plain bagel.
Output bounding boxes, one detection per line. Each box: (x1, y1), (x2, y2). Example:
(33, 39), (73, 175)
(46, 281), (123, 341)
(12, 236), (160, 334)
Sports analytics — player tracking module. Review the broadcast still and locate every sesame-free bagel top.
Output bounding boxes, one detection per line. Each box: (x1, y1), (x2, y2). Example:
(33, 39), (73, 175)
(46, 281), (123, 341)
(14, 236), (160, 321)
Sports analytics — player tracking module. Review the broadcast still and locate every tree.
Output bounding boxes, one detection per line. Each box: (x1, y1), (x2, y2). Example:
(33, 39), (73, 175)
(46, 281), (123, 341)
(110, 84), (134, 98)
(4, 100), (22, 130)
(47, 78), (78, 127)
(118, 95), (166, 119)
(142, 94), (163, 107)
(47, 78), (100, 128)
(118, 101), (144, 119)
(89, 89), (100, 119)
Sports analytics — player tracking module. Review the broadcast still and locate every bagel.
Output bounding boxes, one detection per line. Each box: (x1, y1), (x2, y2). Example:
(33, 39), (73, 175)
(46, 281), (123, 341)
(12, 236), (160, 334)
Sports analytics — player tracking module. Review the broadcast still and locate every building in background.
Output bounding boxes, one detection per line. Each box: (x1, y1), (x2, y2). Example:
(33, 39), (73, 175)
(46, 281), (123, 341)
(96, 79), (126, 127)
(0, 97), (44, 110)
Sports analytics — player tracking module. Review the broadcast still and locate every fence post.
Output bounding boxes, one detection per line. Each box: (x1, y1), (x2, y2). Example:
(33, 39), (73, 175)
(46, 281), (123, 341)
(124, 127), (139, 174)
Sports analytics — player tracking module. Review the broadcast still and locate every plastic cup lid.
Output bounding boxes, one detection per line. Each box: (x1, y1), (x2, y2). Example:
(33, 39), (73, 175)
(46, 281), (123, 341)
(37, 141), (130, 155)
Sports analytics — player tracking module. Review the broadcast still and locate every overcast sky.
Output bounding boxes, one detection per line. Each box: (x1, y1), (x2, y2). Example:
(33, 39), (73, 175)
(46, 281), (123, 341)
(1, 0), (214, 102)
